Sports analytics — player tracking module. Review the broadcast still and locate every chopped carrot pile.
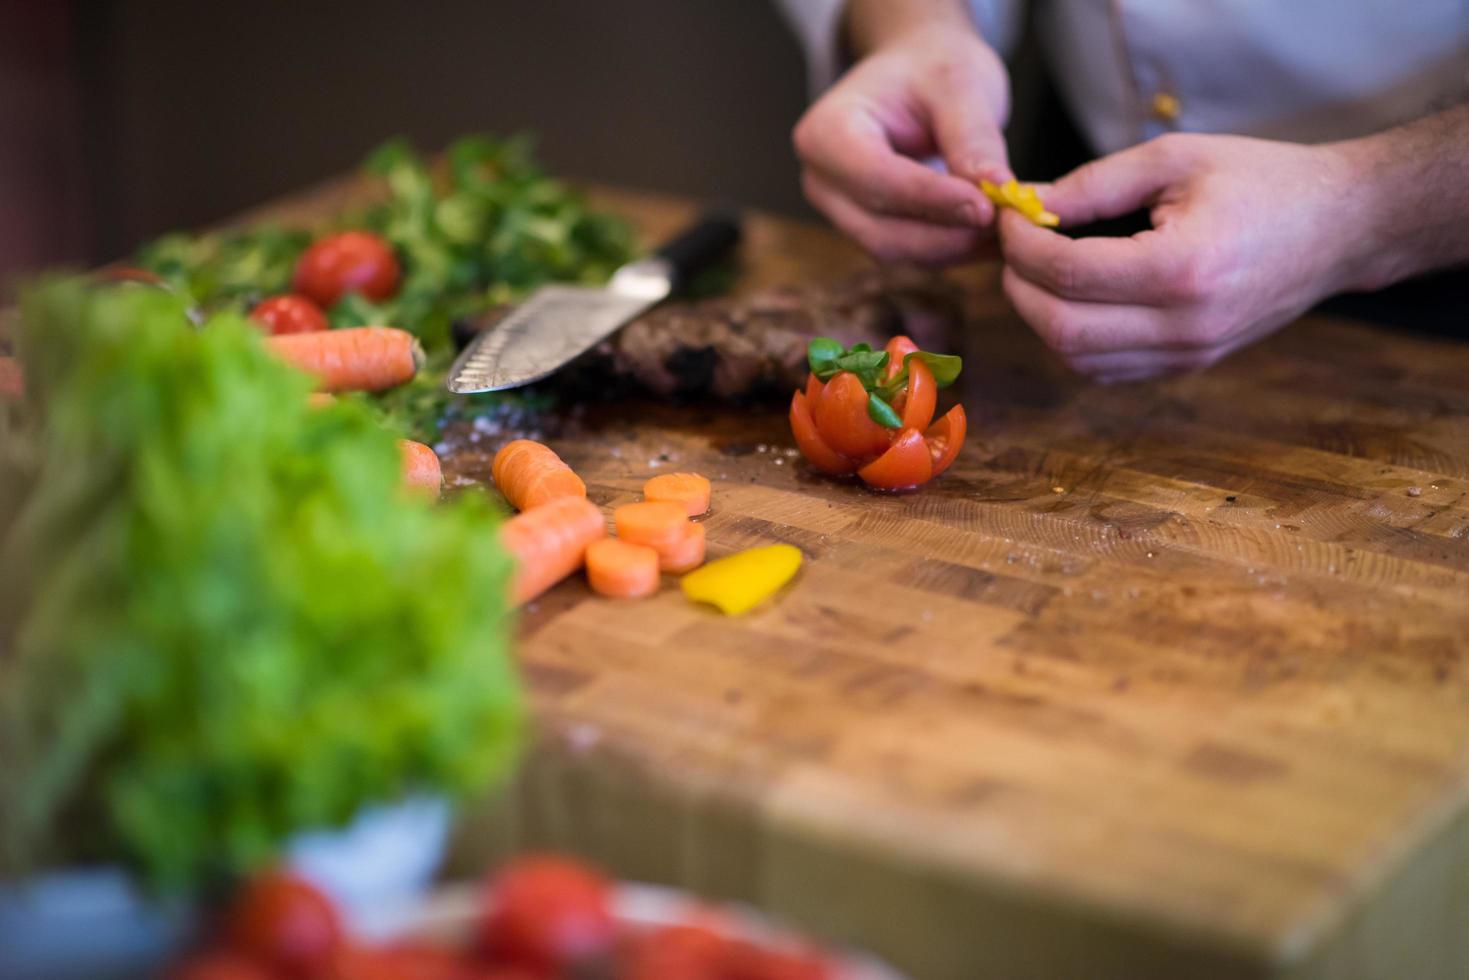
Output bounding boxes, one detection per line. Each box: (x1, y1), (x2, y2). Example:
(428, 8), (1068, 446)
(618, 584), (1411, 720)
(656, 521), (706, 574)
(642, 472), (711, 517)
(399, 440), (442, 497)
(613, 501), (691, 550)
(586, 538), (661, 598)
(493, 440), (587, 511)
(265, 326), (423, 392)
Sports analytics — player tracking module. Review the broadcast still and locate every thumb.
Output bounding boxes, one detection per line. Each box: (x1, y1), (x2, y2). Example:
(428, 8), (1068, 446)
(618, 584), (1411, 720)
(1044, 139), (1186, 226)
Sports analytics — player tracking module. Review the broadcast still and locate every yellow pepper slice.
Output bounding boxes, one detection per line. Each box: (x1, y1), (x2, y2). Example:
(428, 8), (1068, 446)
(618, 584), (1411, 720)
(980, 178), (1060, 228)
(680, 543), (803, 615)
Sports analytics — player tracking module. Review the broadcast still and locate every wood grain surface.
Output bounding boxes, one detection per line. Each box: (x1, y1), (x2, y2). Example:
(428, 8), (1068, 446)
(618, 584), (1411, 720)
(247, 179), (1469, 979)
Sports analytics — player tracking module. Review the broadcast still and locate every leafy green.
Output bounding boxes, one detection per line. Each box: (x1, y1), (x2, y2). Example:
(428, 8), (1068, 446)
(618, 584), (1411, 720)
(866, 391), (903, 429)
(0, 281), (523, 894)
(834, 348), (889, 388)
(806, 337), (844, 380)
(134, 134), (637, 442)
(805, 337), (964, 402)
(879, 351), (963, 397)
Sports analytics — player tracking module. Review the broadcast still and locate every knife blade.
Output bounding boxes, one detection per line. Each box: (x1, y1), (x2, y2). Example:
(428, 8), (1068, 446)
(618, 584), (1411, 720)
(446, 212), (741, 393)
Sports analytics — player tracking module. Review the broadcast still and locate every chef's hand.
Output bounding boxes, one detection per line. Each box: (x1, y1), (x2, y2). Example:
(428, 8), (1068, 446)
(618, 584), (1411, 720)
(998, 133), (1372, 383)
(792, 10), (1011, 266)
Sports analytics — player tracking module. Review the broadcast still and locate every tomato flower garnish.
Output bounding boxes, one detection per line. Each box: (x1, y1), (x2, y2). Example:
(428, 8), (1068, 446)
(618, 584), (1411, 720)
(790, 335), (966, 490)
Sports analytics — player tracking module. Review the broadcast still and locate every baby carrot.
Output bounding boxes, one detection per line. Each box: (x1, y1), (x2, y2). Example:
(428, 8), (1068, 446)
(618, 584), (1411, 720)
(266, 326), (423, 392)
(0, 356), (22, 400)
(656, 521), (706, 574)
(492, 439), (587, 511)
(613, 501), (690, 550)
(643, 472), (711, 517)
(400, 440), (442, 497)
(500, 495), (607, 605)
(586, 538), (661, 599)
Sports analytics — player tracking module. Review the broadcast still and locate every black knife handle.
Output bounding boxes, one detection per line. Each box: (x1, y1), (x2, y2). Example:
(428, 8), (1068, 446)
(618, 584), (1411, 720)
(653, 211), (742, 290)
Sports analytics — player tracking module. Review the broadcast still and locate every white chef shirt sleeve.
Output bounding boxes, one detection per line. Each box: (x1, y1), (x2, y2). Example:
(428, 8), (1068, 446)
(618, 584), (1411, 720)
(773, 1), (1027, 99)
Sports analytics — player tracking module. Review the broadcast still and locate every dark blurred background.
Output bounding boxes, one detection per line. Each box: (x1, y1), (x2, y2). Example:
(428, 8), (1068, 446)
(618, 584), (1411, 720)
(1, 0), (818, 280)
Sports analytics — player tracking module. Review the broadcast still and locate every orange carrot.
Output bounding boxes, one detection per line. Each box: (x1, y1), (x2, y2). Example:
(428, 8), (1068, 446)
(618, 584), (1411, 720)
(0, 356), (23, 401)
(500, 495), (607, 605)
(643, 472), (711, 517)
(266, 326), (423, 393)
(586, 538), (661, 598)
(492, 439), (586, 511)
(400, 440), (442, 497)
(306, 392), (336, 409)
(656, 521), (706, 574)
(613, 501), (690, 550)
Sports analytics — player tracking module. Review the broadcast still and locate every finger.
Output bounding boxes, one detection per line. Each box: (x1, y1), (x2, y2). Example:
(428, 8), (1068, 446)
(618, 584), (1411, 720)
(1042, 136), (1189, 226)
(795, 107), (989, 227)
(921, 71), (1011, 189)
(997, 209), (1190, 305)
(1001, 266), (1183, 356)
(1067, 348), (1221, 384)
(804, 171), (984, 266)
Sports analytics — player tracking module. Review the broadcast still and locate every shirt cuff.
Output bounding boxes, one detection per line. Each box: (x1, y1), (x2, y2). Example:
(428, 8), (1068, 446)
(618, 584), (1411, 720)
(773, 0), (852, 99)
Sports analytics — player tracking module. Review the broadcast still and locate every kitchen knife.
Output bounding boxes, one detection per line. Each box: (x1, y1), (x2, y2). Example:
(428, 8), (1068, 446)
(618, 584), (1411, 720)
(446, 212), (741, 393)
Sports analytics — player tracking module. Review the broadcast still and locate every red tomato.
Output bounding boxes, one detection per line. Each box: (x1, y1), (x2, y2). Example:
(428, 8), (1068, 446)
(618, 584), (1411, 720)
(292, 231), (401, 308)
(857, 427), (933, 490)
(811, 372), (892, 462)
(224, 872), (343, 979)
(479, 855), (616, 970)
(803, 372), (824, 409)
(331, 940), (480, 980)
(925, 404), (967, 477)
(168, 950), (276, 980)
(882, 335), (920, 382)
(721, 941), (837, 980)
(623, 924), (728, 980)
(789, 391), (856, 476)
(897, 359), (936, 432)
(249, 295), (329, 335)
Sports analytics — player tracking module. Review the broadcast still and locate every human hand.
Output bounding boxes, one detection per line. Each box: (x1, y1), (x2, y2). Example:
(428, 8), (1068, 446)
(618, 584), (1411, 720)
(998, 133), (1372, 383)
(793, 23), (1011, 266)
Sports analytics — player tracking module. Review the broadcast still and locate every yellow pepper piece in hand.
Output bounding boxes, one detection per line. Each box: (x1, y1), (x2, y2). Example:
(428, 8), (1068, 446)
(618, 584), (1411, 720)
(681, 543), (802, 615)
(980, 178), (1060, 228)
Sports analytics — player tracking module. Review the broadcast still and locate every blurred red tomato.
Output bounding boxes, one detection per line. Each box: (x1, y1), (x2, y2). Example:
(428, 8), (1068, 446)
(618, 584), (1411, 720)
(250, 295), (329, 335)
(224, 871), (343, 979)
(623, 924), (727, 980)
(292, 231), (401, 307)
(480, 855), (616, 970)
(168, 949), (276, 980)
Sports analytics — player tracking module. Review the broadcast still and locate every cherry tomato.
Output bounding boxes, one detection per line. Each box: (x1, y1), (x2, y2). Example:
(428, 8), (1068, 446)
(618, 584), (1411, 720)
(790, 391), (856, 476)
(721, 941), (836, 980)
(249, 295), (329, 335)
(925, 404), (967, 477)
(168, 950), (276, 980)
(898, 358), (936, 432)
(624, 924), (728, 980)
(223, 871), (343, 979)
(882, 335), (920, 382)
(804, 372), (824, 408)
(479, 855), (616, 970)
(292, 230), (401, 308)
(857, 427), (933, 490)
(331, 940), (481, 980)
(811, 372), (892, 461)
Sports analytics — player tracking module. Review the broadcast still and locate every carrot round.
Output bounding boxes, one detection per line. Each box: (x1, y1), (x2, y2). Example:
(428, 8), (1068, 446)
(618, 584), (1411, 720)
(266, 326), (423, 393)
(492, 439), (587, 511)
(0, 356), (23, 401)
(500, 495), (607, 605)
(656, 521), (706, 574)
(586, 538), (660, 599)
(400, 439), (442, 497)
(643, 472), (711, 517)
(613, 501), (689, 550)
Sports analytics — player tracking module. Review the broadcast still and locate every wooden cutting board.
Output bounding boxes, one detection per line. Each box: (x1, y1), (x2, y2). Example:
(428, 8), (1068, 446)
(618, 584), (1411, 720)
(251, 181), (1469, 979)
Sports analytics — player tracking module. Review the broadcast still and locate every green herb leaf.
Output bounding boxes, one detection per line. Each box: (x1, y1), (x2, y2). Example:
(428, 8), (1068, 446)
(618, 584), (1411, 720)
(835, 350), (889, 388)
(867, 391), (903, 429)
(906, 351), (963, 387)
(807, 337), (844, 381)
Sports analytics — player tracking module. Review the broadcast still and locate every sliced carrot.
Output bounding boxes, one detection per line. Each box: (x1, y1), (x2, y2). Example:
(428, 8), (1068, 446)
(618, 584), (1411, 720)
(643, 472), (711, 517)
(0, 356), (23, 401)
(266, 326), (423, 393)
(585, 538), (661, 599)
(656, 521), (706, 573)
(306, 392), (336, 409)
(492, 439), (587, 511)
(400, 440), (442, 497)
(499, 495), (607, 605)
(613, 501), (690, 550)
